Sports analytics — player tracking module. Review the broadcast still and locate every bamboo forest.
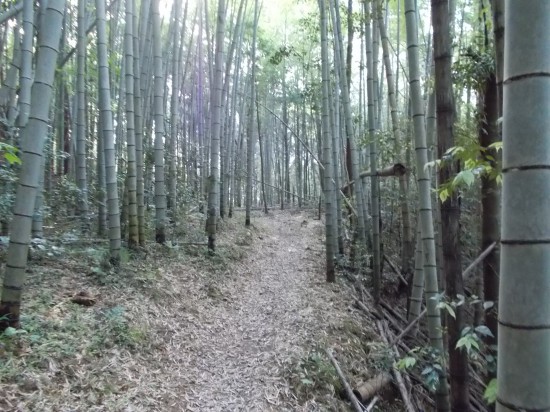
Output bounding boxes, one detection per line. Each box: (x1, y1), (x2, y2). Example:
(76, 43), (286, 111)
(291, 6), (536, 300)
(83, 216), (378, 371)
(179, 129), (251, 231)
(0, 0), (547, 410)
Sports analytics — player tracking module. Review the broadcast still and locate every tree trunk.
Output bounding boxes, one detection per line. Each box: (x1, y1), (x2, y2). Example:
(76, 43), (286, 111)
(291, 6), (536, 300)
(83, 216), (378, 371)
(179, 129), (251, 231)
(16, 0), (33, 127)
(134, 0), (146, 245)
(408, 220), (424, 336)
(318, 0), (336, 282)
(329, 0), (367, 246)
(488, 0), (503, 115)
(365, 0), (381, 303)
(431, 1), (470, 409)
(479, 72), (499, 382)
(220, 0), (245, 219)
(282, 65), (290, 208)
(377, 1), (412, 277)
(0, 0), (66, 330)
(76, 0), (89, 230)
(125, 0), (139, 247)
(404, 0), (450, 409)
(152, 0), (167, 243)
(167, 0), (182, 222)
(96, 0), (122, 263)
(497, 2), (550, 411)
(245, 0), (259, 227)
(207, 0), (225, 249)
(97, 127), (107, 237)
(256, 98), (268, 215)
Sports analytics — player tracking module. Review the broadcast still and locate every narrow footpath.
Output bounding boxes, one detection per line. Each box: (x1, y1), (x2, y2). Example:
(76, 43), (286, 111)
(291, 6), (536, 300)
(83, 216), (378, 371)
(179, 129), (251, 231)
(0, 210), (377, 412)
(153, 210), (363, 411)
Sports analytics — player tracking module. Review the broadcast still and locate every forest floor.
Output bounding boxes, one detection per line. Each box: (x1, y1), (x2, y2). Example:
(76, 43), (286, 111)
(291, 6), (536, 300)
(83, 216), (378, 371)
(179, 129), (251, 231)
(0, 209), (402, 411)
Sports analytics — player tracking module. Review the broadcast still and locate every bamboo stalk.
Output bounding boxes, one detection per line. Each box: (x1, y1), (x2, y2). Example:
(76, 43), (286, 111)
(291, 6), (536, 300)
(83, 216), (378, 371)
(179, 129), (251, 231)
(0, 1), (23, 25)
(353, 373), (391, 403)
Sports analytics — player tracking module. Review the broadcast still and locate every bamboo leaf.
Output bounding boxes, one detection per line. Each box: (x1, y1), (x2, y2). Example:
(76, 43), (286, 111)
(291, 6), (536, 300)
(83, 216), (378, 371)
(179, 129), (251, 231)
(3, 326), (18, 337)
(439, 188), (449, 203)
(484, 379), (497, 404)
(445, 303), (456, 319)
(456, 336), (471, 351)
(395, 356), (417, 370)
(4, 151), (21, 165)
(475, 325), (494, 338)
(467, 170), (475, 183)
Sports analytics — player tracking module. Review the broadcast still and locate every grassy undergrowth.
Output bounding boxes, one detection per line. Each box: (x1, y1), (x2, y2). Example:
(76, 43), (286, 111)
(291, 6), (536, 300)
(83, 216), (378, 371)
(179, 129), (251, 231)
(0, 212), (254, 410)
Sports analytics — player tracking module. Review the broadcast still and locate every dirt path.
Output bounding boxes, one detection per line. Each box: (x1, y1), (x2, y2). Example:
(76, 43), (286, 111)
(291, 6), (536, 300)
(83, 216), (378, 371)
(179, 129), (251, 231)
(152, 210), (356, 411)
(1, 209), (378, 412)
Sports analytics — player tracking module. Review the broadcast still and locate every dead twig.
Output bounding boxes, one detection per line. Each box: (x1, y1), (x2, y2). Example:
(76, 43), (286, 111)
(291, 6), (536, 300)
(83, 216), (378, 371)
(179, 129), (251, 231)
(377, 321), (416, 412)
(365, 395), (380, 411)
(463, 241), (498, 279)
(383, 255), (409, 286)
(388, 308), (427, 347)
(325, 349), (365, 412)
(355, 299), (383, 320)
(385, 241), (499, 348)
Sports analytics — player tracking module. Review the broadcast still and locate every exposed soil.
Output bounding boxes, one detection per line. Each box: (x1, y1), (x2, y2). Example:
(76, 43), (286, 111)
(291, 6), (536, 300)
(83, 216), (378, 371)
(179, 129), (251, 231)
(0, 209), (386, 411)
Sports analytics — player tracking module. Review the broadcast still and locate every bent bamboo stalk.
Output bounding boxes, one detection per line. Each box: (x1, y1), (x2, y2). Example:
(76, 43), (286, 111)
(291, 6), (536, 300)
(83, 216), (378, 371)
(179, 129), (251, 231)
(341, 163), (407, 195)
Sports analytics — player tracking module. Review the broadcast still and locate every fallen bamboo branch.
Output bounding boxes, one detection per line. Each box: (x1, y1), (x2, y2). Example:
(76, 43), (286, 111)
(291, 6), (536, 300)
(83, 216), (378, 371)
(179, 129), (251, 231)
(365, 395), (380, 411)
(355, 299), (383, 320)
(377, 321), (416, 412)
(386, 241), (499, 348)
(325, 349), (365, 412)
(353, 373), (391, 403)
(355, 299), (370, 313)
(39, 238), (110, 245)
(388, 308), (427, 348)
(384, 255), (409, 286)
(341, 163), (407, 194)
(380, 301), (407, 325)
(463, 241), (497, 279)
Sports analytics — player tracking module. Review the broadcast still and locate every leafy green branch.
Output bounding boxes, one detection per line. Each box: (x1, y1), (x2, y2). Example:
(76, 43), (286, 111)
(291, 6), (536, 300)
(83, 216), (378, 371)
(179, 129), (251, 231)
(425, 141), (502, 203)
(0, 142), (21, 165)
(484, 378), (497, 404)
(431, 292), (498, 406)
(395, 345), (445, 393)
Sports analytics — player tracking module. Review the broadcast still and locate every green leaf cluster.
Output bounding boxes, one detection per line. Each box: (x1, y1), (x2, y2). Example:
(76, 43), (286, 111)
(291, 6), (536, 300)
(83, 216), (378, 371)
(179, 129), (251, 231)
(394, 345), (445, 393)
(484, 378), (497, 404)
(457, 324), (494, 354)
(292, 350), (342, 397)
(268, 45), (300, 66)
(426, 141), (502, 203)
(421, 363), (444, 392)
(0, 142), (21, 165)
(395, 355), (417, 370)
(435, 292), (466, 319)
(453, 47), (495, 92)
